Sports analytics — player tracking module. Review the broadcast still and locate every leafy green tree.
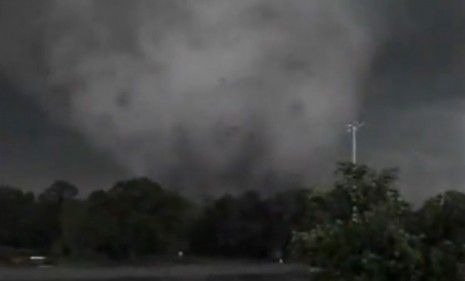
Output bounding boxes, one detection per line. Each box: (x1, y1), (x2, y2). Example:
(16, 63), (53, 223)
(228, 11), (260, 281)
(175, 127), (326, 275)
(291, 163), (462, 281)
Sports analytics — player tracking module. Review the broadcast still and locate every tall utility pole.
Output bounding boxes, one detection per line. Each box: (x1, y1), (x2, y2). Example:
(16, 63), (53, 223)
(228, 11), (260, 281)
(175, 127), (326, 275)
(347, 121), (364, 223)
(347, 121), (364, 164)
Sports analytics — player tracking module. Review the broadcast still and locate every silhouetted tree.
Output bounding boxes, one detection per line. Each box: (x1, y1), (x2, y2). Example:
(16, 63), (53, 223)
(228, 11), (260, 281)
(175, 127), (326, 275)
(0, 186), (37, 249)
(191, 191), (270, 258)
(415, 190), (465, 246)
(37, 180), (79, 255)
(78, 178), (193, 259)
(263, 188), (313, 259)
(39, 180), (78, 204)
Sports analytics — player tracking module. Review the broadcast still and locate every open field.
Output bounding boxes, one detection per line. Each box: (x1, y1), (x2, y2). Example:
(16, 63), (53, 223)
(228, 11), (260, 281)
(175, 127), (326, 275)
(0, 263), (312, 281)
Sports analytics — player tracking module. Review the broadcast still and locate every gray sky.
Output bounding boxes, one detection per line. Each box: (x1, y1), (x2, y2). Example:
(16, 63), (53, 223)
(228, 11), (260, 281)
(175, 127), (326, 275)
(0, 0), (464, 202)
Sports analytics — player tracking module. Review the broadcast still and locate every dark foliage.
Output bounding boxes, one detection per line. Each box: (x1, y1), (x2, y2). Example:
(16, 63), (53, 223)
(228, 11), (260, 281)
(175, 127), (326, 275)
(290, 163), (464, 281)
(0, 163), (463, 276)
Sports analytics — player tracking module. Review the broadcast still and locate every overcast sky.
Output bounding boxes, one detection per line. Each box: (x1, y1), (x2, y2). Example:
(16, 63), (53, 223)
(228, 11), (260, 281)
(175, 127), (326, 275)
(0, 0), (464, 202)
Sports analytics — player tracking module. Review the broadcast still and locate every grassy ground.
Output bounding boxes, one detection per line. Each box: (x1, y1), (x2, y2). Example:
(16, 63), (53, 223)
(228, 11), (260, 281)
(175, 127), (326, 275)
(0, 262), (312, 281)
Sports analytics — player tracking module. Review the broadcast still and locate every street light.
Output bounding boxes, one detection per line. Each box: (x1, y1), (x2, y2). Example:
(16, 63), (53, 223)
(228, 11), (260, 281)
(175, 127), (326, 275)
(347, 121), (364, 223)
(347, 121), (364, 164)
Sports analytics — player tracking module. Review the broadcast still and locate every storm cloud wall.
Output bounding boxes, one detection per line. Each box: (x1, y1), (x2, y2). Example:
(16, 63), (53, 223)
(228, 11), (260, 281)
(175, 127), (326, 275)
(1, 0), (465, 202)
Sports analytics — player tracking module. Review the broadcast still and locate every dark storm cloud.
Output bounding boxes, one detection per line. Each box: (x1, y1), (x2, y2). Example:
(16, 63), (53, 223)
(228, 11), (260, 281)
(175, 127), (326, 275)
(0, 72), (127, 193)
(0, 0), (464, 201)
(359, 0), (465, 201)
(28, 0), (374, 196)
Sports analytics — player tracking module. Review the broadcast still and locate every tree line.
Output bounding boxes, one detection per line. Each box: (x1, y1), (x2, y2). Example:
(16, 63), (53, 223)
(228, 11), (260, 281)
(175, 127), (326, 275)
(0, 177), (311, 261)
(0, 162), (465, 273)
